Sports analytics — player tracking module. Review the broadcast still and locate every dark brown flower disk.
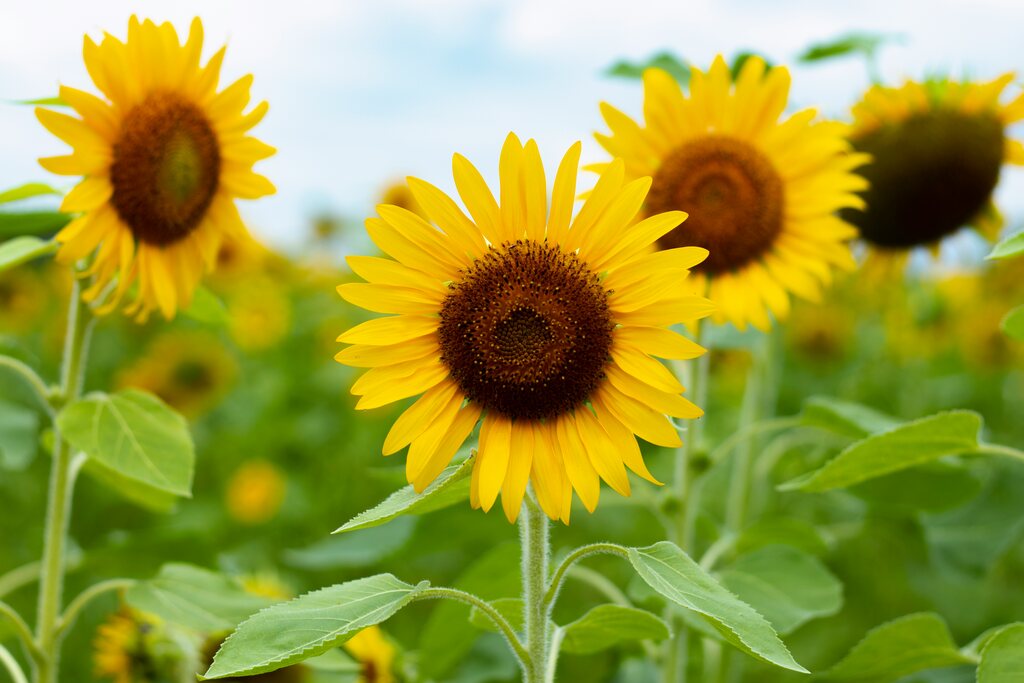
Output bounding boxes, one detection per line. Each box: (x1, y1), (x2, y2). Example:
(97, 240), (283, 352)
(439, 240), (614, 421)
(844, 111), (1005, 248)
(110, 93), (221, 246)
(647, 135), (784, 273)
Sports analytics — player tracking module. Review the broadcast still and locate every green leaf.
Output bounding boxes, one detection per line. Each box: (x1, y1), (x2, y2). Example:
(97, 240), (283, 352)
(718, 545), (842, 635)
(561, 605), (670, 655)
(849, 462), (982, 512)
(988, 230), (1024, 260)
(126, 564), (274, 633)
(285, 517), (416, 570)
(1001, 306), (1024, 341)
(801, 396), (900, 439)
(203, 574), (428, 679)
(607, 52), (690, 84)
(304, 649), (360, 673)
(468, 598), (523, 633)
(627, 542), (806, 672)
(735, 518), (829, 557)
(335, 456), (474, 533)
(798, 32), (900, 63)
(0, 401), (40, 470)
(782, 411), (982, 492)
(15, 96), (68, 106)
(0, 183), (61, 205)
(820, 613), (973, 681)
(81, 458), (180, 512)
(57, 389), (195, 498)
(0, 212), (71, 238)
(0, 237), (59, 273)
(183, 286), (229, 325)
(977, 623), (1024, 682)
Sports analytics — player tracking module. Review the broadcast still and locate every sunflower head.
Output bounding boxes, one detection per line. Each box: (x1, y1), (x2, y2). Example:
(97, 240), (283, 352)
(595, 55), (867, 331)
(225, 459), (287, 525)
(336, 133), (714, 523)
(846, 74), (1024, 256)
(345, 626), (397, 683)
(37, 16), (275, 322)
(94, 608), (185, 683)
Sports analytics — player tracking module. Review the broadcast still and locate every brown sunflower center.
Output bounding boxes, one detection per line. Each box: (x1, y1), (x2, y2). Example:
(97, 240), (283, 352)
(844, 110), (1005, 248)
(438, 240), (614, 421)
(646, 135), (784, 273)
(110, 92), (221, 247)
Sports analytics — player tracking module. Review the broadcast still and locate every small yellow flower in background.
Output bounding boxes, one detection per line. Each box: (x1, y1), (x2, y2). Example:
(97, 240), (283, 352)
(336, 133), (714, 523)
(94, 608), (186, 683)
(345, 626), (397, 683)
(847, 74), (1024, 267)
(379, 181), (429, 220)
(226, 460), (287, 525)
(595, 56), (868, 331)
(37, 16), (275, 322)
(786, 300), (854, 363)
(225, 276), (293, 352)
(117, 330), (238, 418)
(238, 572), (294, 601)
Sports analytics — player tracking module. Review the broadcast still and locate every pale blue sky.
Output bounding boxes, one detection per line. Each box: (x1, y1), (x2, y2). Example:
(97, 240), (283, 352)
(1, 0), (1021, 258)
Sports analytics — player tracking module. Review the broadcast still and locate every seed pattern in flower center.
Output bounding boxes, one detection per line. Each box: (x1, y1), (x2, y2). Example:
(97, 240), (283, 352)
(439, 240), (614, 421)
(110, 92), (221, 246)
(845, 110), (1005, 248)
(646, 135), (784, 273)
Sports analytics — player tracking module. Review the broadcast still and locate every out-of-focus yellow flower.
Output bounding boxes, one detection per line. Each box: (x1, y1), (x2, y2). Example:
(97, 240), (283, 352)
(0, 267), (48, 333)
(94, 608), (188, 683)
(238, 572), (293, 601)
(225, 459), (286, 525)
(956, 302), (1023, 369)
(226, 275), (292, 352)
(117, 331), (237, 418)
(345, 626), (397, 683)
(787, 302), (853, 363)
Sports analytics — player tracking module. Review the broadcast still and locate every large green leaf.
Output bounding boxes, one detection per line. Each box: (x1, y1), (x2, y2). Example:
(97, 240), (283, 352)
(0, 236), (59, 273)
(782, 411), (981, 492)
(988, 230), (1024, 260)
(335, 456), (474, 533)
(126, 564), (274, 633)
(0, 183), (60, 205)
(607, 52), (690, 83)
(718, 545), (842, 635)
(203, 574), (428, 679)
(820, 613), (973, 681)
(977, 623), (1024, 683)
(801, 396), (900, 439)
(1001, 306), (1024, 342)
(285, 517), (416, 569)
(560, 605), (670, 655)
(0, 212), (71, 238)
(0, 401), (40, 470)
(82, 458), (180, 513)
(627, 542), (806, 672)
(798, 31), (899, 63)
(849, 462), (983, 513)
(57, 389), (194, 497)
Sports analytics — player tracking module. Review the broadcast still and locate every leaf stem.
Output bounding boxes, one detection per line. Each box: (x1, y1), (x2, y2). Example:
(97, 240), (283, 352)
(0, 645), (28, 683)
(55, 579), (135, 639)
(0, 563), (41, 600)
(543, 543), (629, 612)
(976, 443), (1024, 463)
(0, 357), (53, 418)
(0, 602), (39, 663)
(414, 587), (529, 668)
(725, 334), (770, 535)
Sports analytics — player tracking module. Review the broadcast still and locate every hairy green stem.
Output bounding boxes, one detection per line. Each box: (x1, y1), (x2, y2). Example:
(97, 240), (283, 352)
(0, 357), (53, 418)
(34, 279), (93, 683)
(521, 498), (550, 683)
(0, 645), (28, 683)
(976, 443), (1024, 463)
(0, 602), (38, 663)
(414, 587), (528, 666)
(55, 579), (135, 639)
(543, 543), (628, 611)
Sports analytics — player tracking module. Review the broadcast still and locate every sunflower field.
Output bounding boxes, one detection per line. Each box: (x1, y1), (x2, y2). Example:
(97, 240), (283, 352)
(2, 4), (1024, 683)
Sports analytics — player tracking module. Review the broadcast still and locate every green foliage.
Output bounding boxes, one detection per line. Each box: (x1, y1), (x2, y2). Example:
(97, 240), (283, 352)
(607, 52), (690, 83)
(469, 597), (523, 633)
(0, 212), (70, 238)
(976, 624), (1024, 682)
(0, 400), (40, 470)
(783, 411), (982, 492)
(819, 613), (974, 682)
(798, 31), (900, 64)
(560, 605), (670, 655)
(285, 517), (416, 569)
(14, 96), (67, 106)
(57, 389), (195, 498)
(0, 236), (59, 273)
(987, 230), (1024, 260)
(0, 183), (60, 205)
(335, 456), (475, 533)
(202, 574), (429, 678)
(1000, 305), (1024, 341)
(801, 395), (900, 438)
(627, 542), (807, 672)
(718, 544), (842, 635)
(126, 564), (274, 632)
(182, 286), (229, 326)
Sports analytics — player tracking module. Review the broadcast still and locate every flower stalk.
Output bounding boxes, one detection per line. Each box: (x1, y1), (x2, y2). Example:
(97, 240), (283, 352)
(521, 495), (550, 683)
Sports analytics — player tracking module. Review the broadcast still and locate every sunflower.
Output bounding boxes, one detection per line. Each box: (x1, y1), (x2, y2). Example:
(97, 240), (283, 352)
(845, 74), (1024, 267)
(36, 16), (274, 321)
(336, 133), (714, 523)
(94, 608), (186, 683)
(345, 626), (397, 683)
(594, 55), (867, 331)
(225, 460), (287, 525)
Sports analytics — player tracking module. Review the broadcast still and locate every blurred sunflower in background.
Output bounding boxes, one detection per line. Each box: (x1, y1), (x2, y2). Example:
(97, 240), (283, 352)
(225, 460), (287, 525)
(344, 626), (397, 683)
(94, 608), (191, 683)
(36, 15), (275, 321)
(117, 330), (237, 418)
(595, 55), (868, 331)
(846, 74), (1024, 269)
(337, 133), (714, 523)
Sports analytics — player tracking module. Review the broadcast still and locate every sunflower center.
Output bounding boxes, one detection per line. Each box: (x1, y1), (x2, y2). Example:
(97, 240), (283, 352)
(845, 110), (1005, 248)
(646, 135), (784, 273)
(173, 360), (215, 391)
(110, 92), (221, 246)
(439, 240), (614, 421)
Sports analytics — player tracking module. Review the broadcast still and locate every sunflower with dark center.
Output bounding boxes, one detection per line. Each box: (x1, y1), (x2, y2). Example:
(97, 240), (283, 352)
(36, 16), (275, 321)
(336, 133), (714, 523)
(595, 55), (869, 331)
(845, 75), (1024, 269)
(93, 609), (185, 683)
(344, 626), (398, 683)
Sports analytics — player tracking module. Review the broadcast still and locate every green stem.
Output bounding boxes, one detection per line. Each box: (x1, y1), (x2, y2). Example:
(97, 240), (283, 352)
(414, 587), (528, 666)
(0, 563), (41, 601)
(521, 497), (550, 683)
(976, 443), (1024, 463)
(54, 579), (135, 639)
(0, 357), (53, 418)
(725, 335), (769, 535)
(34, 279), (94, 683)
(0, 602), (38, 663)
(0, 645), (28, 683)
(707, 416), (801, 465)
(543, 543), (628, 611)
